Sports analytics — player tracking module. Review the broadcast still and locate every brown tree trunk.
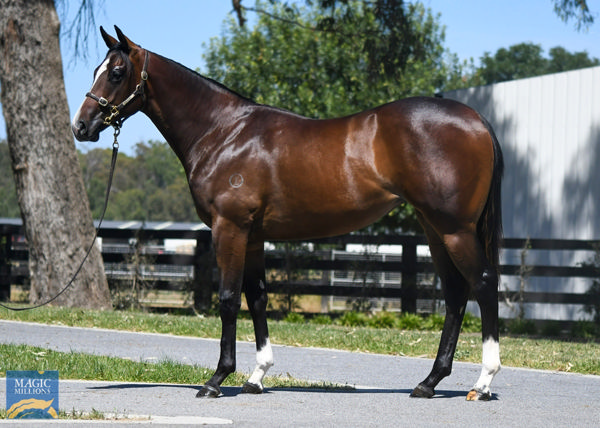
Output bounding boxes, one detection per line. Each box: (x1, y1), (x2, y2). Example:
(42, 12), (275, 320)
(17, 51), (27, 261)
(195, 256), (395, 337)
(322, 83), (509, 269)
(0, 0), (111, 309)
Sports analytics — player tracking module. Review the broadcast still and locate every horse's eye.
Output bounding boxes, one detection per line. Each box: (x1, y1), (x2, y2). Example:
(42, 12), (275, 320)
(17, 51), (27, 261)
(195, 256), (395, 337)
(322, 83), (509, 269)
(110, 67), (125, 82)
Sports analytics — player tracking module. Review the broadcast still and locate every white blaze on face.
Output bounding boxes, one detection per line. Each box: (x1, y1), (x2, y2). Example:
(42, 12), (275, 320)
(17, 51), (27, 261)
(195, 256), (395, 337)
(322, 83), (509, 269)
(92, 57), (111, 88)
(472, 337), (501, 395)
(247, 338), (274, 391)
(72, 57), (110, 127)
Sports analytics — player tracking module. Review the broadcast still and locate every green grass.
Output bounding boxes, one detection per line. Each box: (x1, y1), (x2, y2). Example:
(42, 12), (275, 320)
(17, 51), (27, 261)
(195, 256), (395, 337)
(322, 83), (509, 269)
(0, 342), (344, 391)
(0, 343), (228, 384)
(0, 305), (599, 375)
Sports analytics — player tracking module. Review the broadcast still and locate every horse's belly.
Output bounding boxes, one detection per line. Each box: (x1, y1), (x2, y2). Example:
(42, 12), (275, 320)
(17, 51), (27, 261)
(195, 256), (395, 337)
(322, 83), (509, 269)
(262, 194), (401, 240)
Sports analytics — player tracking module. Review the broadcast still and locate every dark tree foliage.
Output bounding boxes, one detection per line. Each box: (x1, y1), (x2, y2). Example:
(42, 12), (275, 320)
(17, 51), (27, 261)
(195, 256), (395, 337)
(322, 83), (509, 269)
(478, 42), (599, 84)
(234, 0), (438, 82)
(547, 46), (600, 72)
(310, 0), (427, 81)
(77, 141), (197, 222)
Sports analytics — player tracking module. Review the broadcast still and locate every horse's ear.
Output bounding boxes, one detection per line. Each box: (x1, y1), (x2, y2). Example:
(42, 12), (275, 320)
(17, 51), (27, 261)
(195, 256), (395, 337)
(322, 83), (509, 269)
(114, 26), (136, 54)
(100, 26), (118, 49)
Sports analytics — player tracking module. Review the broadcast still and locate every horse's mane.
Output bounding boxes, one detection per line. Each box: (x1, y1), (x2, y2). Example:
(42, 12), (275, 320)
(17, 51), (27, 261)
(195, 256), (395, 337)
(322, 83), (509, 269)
(154, 51), (310, 119)
(157, 53), (257, 105)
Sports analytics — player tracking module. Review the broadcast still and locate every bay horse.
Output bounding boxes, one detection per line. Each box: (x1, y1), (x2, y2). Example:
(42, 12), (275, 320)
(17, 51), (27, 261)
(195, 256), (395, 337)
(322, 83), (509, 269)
(72, 27), (503, 401)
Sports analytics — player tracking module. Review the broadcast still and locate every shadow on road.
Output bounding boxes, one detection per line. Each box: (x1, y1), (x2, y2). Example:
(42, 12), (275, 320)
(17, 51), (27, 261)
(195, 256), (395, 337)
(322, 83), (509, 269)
(87, 383), (496, 400)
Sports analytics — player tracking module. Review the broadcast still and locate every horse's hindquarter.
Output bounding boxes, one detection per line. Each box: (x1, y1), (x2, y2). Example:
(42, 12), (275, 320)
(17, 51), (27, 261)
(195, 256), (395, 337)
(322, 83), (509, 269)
(373, 98), (495, 229)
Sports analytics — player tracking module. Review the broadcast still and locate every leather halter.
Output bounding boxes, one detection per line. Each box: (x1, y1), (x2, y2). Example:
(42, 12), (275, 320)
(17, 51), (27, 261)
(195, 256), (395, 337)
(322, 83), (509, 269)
(86, 50), (149, 127)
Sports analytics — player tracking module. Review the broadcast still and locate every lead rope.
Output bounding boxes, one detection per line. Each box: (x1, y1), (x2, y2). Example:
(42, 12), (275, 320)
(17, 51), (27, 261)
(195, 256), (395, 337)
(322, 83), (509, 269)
(0, 126), (121, 311)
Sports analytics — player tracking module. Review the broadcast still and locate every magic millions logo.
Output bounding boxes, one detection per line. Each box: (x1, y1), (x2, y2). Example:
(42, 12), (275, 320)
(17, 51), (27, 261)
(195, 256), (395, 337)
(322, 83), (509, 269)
(6, 371), (59, 419)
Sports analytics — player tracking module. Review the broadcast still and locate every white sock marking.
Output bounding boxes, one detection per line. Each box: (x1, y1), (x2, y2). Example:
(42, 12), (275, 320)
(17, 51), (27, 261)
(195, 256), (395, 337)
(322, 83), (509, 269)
(473, 338), (501, 394)
(247, 338), (274, 390)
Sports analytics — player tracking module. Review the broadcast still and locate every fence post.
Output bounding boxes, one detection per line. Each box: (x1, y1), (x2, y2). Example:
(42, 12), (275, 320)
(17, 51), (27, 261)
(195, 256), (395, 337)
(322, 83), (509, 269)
(0, 229), (12, 301)
(401, 238), (418, 313)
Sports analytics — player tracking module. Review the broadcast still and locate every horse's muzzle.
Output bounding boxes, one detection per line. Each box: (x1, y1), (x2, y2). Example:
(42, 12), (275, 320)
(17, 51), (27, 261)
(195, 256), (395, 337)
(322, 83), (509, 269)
(72, 120), (100, 142)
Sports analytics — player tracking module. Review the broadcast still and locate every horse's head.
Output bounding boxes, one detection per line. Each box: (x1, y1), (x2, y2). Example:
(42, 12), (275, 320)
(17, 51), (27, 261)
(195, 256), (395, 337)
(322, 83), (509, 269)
(72, 26), (148, 142)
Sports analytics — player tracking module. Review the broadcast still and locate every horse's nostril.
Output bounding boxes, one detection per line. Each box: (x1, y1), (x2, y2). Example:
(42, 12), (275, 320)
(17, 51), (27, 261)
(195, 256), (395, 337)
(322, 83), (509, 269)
(73, 120), (88, 139)
(72, 119), (89, 141)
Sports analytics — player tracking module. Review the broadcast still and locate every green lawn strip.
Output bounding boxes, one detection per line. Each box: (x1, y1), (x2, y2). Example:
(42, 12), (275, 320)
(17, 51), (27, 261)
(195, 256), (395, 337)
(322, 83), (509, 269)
(0, 343), (234, 385)
(0, 306), (598, 375)
(0, 341), (347, 420)
(0, 343), (346, 390)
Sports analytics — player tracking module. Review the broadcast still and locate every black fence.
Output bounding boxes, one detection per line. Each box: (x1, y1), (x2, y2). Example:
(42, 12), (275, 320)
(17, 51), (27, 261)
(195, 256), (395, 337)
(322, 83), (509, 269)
(1, 219), (599, 317)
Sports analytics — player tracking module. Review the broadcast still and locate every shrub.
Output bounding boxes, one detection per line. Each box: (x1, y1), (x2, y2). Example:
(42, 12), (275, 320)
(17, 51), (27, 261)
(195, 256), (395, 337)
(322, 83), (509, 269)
(336, 311), (368, 327)
(423, 313), (445, 331)
(583, 281), (600, 326)
(283, 312), (305, 324)
(498, 318), (507, 333)
(397, 313), (423, 330)
(461, 312), (482, 333)
(310, 315), (333, 325)
(571, 320), (599, 339)
(540, 321), (562, 337)
(507, 318), (537, 335)
(368, 311), (398, 329)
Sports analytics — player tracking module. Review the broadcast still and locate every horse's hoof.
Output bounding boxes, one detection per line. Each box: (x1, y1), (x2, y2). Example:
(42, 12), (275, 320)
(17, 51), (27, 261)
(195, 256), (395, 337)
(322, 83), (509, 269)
(196, 384), (221, 398)
(466, 389), (491, 401)
(410, 383), (434, 398)
(241, 382), (264, 394)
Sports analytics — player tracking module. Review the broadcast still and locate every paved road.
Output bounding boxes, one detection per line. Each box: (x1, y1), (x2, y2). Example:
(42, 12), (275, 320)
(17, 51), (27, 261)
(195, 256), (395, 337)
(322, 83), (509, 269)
(0, 320), (599, 427)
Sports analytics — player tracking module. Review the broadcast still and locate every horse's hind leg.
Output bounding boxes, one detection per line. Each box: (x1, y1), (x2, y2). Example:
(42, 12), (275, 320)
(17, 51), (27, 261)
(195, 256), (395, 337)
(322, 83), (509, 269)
(440, 228), (500, 400)
(411, 222), (470, 398)
(241, 246), (274, 394)
(465, 248), (500, 401)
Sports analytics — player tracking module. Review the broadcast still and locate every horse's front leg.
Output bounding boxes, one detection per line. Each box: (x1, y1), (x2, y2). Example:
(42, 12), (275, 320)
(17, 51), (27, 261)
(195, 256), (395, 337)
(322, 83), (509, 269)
(241, 245), (273, 394)
(197, 218), (248, 398)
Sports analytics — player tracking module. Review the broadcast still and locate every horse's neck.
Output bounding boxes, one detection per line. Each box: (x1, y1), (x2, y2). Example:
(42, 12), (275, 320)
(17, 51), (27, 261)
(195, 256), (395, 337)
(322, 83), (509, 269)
(142, 53), (253, 165)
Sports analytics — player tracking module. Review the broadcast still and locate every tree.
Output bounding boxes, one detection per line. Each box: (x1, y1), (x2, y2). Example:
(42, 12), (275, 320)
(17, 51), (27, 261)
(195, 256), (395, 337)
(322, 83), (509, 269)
(479, 43), (548, 84)
(552, 0), (595, 30)
(547, 46), (600, 72)
(206, 0), (467, 118)
(77, 141), (197, 222)
(206, 1), (468, 232)
(234, 0), (443, 82)
(0, 0), (110, 308)
(479, 42), (599, 84)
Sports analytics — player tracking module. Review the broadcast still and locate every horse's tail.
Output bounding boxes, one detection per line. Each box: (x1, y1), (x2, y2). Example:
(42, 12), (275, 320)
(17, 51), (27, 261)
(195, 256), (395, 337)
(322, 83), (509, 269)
(478, 116), (504, 275)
